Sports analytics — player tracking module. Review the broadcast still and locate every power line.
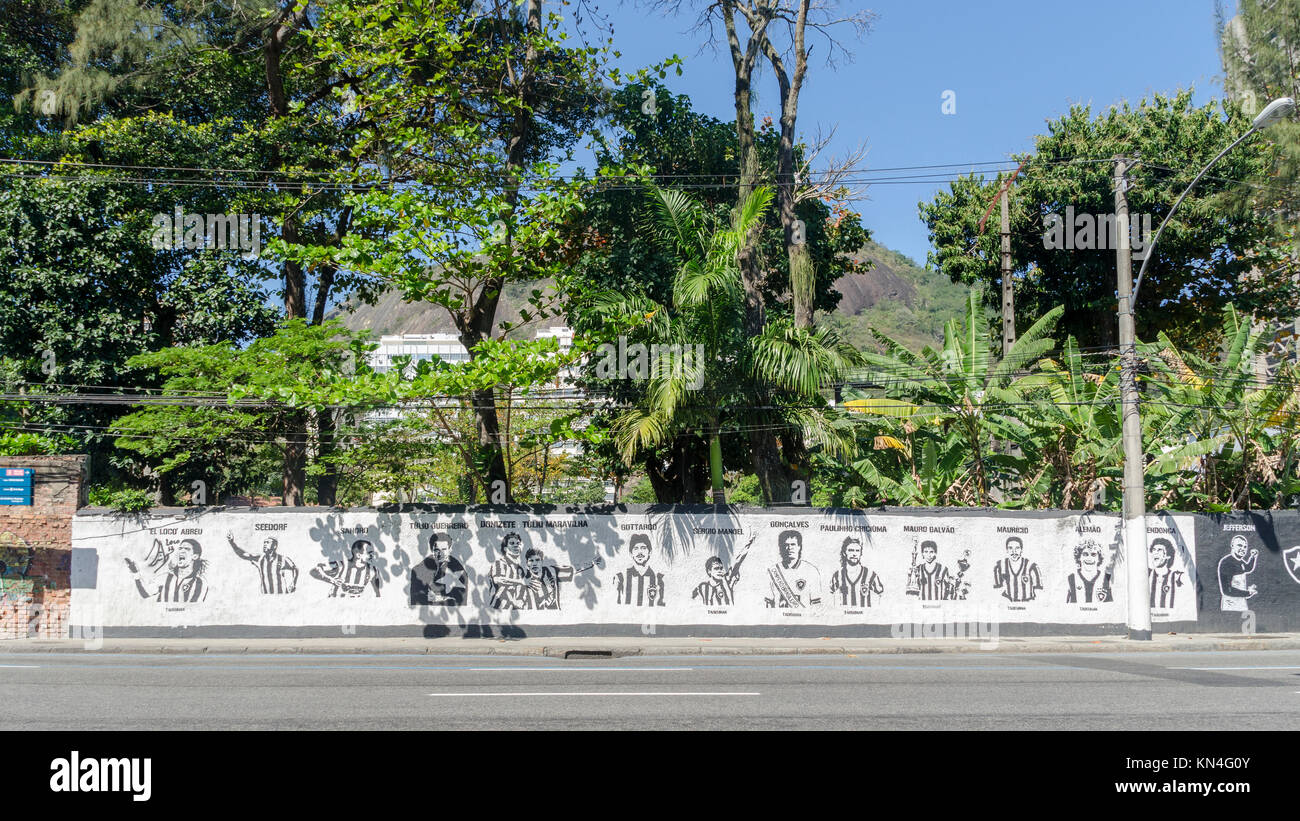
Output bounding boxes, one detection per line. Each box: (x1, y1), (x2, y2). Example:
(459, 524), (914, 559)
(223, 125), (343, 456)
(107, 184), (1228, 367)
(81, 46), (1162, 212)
(0, 155), (1153, 194)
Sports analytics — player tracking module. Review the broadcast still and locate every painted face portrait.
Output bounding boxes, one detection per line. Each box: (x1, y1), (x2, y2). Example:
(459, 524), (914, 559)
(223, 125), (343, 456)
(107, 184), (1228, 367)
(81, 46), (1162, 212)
(921, 545), (937, 564)
(527, 554), (543, 576)
(1149, 543), (1172, 568)
(504, 535), (523, 558)
(707, 559), (726, 580)
(1006, 539), (1023, 560)
(431, 538), (450, 564)
(630, 543), (651, 566)
(175, 542), (196, 570)
(779, 535), (801, 565)
(261, 538), (277, 556)
(1080, 546), (1101, 567)
(351, 542), (373, 567)
(1230, 535), (1248, 560)
(844, 544), (862, 565)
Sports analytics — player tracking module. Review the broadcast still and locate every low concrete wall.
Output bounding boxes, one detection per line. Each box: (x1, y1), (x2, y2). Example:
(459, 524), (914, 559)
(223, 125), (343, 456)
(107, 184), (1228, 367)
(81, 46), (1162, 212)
(69, 504), (1222, 638)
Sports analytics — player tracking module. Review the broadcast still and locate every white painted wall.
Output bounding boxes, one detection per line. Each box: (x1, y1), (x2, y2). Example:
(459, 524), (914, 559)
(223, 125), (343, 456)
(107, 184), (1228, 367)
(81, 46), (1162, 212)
(70, 508), (1197, 628)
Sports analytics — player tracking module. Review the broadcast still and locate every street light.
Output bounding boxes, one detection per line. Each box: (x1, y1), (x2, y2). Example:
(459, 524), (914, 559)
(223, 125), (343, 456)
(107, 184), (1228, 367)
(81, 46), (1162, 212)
(1133, 97), (1295, 302)
(1119, 96), (1294, 641)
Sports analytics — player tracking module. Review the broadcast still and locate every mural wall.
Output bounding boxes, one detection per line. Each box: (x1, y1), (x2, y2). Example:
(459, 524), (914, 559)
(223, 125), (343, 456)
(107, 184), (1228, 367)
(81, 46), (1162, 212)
(1193, 512), (1300, 633)
(70, 506), (1208, 636)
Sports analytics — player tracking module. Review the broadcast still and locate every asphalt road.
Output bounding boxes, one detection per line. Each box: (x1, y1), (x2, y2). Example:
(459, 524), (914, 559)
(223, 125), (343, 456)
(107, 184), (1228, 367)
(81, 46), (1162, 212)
(2, 650), (1299, 730)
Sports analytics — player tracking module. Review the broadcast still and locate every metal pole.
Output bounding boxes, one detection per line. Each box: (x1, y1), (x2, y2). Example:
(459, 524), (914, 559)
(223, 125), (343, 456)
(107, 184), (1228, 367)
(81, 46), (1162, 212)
(1114, 157), (1151, 640)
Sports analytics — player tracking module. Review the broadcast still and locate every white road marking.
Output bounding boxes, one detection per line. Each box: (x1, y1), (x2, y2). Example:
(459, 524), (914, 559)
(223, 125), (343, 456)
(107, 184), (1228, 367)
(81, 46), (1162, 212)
(0, 665), (39, 668)
(453, 667), (694, 672)
(1173, 666), (1300, 671)
(429, 691), (759, 697)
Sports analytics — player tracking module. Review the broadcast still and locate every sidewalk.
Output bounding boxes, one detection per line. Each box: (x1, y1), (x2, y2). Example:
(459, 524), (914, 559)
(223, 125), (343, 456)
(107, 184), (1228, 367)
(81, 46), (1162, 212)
(1, 633), (1298, 657)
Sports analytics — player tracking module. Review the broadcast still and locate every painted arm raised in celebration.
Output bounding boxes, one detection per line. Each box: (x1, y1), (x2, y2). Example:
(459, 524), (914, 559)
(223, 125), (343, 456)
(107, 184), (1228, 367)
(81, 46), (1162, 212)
(123, 558), (152, 600)
(227, 534), (257, 563)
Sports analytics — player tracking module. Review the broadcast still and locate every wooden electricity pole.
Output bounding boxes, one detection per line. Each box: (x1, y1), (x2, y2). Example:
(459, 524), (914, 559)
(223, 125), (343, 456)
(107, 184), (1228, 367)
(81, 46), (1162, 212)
(1000, 187), (1015, 357)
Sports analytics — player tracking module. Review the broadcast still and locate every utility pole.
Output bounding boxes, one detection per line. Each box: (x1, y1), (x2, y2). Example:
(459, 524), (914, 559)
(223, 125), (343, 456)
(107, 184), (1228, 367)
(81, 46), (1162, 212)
(1114, 157), (1151, 641)
(1000, 186), (1015, 357)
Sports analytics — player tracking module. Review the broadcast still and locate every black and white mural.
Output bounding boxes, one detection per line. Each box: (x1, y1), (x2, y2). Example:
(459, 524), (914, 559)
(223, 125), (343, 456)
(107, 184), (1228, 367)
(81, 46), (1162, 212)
(71, 508), (1200, 630)
(764, 529), (822, 608)
(690, 533), (753, 607)
(1217, 534), (1259, 612)
(992, 536), (1041, 603)
(125, 538), (209, 603)
(408, 532), (466, 607)
(1190, 514), (1300, 632)
(312, 539), (381, 598)
(228, 534), (298, 594)
(828, 536), (883, 608)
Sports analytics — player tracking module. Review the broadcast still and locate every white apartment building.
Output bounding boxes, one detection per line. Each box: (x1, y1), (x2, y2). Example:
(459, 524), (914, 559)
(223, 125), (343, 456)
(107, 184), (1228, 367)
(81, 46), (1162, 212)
(368, 332), (470, 373)
(365, 326), (584, 423)
(362, 326), (603, 503)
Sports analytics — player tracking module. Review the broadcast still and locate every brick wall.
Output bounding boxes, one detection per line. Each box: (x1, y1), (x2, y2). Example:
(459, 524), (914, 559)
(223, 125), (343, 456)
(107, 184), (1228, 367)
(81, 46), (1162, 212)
(0, 455), (86, 638)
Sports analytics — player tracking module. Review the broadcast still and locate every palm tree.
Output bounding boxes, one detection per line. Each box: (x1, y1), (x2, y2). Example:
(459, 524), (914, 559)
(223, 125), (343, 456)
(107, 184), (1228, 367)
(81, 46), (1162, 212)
(590, 184), (860, 503)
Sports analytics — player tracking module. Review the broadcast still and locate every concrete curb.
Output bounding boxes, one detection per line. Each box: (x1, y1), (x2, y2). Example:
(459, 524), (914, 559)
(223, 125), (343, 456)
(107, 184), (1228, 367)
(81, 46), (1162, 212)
(2, 634), (1299, 657)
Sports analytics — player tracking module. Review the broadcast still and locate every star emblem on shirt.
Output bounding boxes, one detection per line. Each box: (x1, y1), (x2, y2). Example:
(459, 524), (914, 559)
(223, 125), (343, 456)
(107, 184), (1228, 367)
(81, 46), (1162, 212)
(437, 568), (466, 592)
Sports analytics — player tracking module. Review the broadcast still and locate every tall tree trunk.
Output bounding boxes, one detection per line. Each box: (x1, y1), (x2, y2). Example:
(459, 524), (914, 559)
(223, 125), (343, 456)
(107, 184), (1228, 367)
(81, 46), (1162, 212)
(722, 3), (772, 341)
(645, 453), (677, 503)
(316, 408), (339, 506)
(721, 3), (789, 501)
(282, 410), (307, 506)
(265, 8), (309, 505)
(708, 422), (726, 505)
(763, 1), (813, 328)
(311, 206), (353, 325)
(446, 0), (548, 503)
(679, 435), (704, 504)
(748, 426), (793, 503)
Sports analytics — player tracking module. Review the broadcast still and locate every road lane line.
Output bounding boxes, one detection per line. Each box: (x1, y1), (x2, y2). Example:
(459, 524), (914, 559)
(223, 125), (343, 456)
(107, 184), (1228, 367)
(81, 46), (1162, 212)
(453, 667), (695, 672)
(0, 665), (38, 668)
(428, 691), (759, 697)
(1173, 666), (1300, 671)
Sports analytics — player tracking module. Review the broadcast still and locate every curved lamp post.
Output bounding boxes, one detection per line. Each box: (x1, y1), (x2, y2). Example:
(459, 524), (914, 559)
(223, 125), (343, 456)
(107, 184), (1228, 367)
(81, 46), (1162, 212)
(1120, 96), (1294, 641)
(1132, 96), (1296, 303)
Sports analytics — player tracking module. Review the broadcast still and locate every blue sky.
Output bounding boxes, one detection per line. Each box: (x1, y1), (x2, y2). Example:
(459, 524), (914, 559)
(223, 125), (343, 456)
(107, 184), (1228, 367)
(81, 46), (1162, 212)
(598, 0), (1231, 265)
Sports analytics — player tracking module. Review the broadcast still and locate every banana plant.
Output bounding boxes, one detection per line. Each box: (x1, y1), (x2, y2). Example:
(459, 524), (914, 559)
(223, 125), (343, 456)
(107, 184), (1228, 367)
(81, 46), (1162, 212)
(843, 289), (1062, 506)
(1142, 305), (1300, 510)
(1011, 336), (1122, 509)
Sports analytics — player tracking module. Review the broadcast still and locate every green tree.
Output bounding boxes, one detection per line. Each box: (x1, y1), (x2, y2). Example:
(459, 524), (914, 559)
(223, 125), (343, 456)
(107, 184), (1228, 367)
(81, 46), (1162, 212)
(1217, 0), (1300, 320)
(920, 92), (1279, 351)
(0, 0), (83, 150)
(565, 84), (868, 502)
(11, 1), (390, 503)
(109, 319), (372, 505)
(291, 0), (671, 500)
(642, 2), (872, 502)
(0, 174), (276, 483)
(592, 185), (860, 504)
(1014, 337), (1122, 510)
